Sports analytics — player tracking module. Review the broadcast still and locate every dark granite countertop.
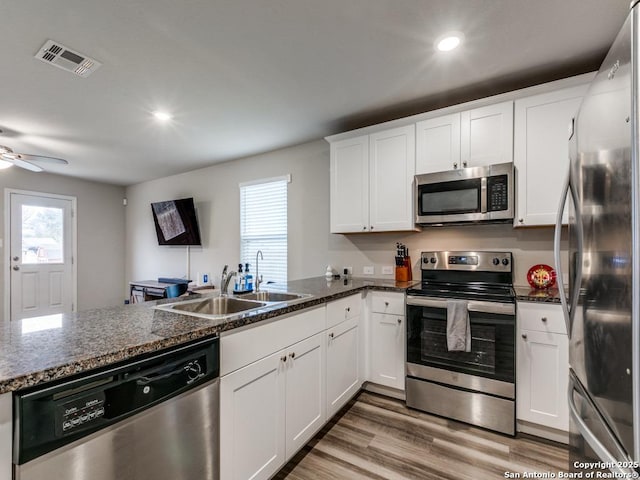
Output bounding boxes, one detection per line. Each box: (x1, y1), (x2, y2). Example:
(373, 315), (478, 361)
(0, 276), (415, 394)
(514, 286), (563, 304)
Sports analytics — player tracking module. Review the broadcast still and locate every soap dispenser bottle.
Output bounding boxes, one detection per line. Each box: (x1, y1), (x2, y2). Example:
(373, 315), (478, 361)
(235, 263), (244, 292)
(244, 263), (253, 292)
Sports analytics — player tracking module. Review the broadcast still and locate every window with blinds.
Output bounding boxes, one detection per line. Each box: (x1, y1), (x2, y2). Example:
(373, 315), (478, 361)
(240, 176), (288, 285)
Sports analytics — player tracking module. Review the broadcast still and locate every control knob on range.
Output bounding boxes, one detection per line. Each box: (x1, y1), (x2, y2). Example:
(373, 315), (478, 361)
(430, 257), (436, 264)
(502, 258), (509, 266)
(492, 258), (500, 266)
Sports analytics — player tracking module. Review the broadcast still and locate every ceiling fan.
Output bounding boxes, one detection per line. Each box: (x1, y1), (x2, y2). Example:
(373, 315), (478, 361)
(0, 145), (68, 172)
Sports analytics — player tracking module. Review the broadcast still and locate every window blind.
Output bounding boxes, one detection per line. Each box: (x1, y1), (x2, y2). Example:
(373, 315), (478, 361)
(240, 176), (288, 285)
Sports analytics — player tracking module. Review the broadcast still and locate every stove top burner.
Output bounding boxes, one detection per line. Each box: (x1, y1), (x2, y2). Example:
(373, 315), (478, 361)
(410, 251), (515, 303)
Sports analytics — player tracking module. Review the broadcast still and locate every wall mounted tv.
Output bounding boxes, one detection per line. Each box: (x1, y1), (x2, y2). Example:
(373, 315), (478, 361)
(151, 197), (202, 246)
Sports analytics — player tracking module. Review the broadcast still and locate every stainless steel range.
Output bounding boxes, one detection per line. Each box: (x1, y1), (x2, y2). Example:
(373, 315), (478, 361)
(406, 250), (516, 435)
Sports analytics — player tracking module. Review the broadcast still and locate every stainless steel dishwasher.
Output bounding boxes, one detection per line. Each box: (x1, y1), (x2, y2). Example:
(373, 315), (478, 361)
(13, 336), (219, 480)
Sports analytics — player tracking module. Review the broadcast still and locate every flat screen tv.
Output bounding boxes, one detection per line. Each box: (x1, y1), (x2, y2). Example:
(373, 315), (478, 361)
(151, 197), (202, 246)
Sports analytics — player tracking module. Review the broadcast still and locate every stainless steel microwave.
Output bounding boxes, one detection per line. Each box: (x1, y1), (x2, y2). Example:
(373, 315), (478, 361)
(415, 162), (514, 225)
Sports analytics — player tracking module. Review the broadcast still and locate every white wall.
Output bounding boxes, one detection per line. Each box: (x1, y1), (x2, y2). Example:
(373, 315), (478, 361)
(329, 224), (567, 287)
(125, 140), (331, 290)
(126, 138), (564, 291)
(0, 168), (126, 315)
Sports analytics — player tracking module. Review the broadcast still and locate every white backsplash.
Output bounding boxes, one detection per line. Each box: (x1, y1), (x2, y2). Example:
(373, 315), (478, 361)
(328, 223), (568, 287)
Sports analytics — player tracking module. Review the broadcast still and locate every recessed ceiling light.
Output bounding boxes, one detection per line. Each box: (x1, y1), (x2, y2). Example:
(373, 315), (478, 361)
(152, 111), (173, 122)
(436, 32), (464, 52)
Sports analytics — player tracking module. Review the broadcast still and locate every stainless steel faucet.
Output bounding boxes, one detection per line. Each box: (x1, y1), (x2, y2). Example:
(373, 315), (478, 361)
(255, 250), (264, 292)
(220, 265), (236, 296)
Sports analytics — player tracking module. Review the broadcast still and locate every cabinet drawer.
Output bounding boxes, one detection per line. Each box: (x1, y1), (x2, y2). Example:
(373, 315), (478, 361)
(518, 302), (566, 335)
(369, 291), (405, 315)
(326, 293), (362, 329)
(221, 305), (326, 376)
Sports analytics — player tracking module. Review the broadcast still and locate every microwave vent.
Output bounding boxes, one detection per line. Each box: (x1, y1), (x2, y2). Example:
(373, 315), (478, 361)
(35, 40), (102, 78)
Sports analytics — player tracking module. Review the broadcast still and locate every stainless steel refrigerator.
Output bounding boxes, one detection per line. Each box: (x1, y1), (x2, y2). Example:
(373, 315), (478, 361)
(554, 2), (639, 476)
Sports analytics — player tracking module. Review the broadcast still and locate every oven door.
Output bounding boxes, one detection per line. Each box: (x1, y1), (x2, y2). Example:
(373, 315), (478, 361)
(406, 296), (516, 399)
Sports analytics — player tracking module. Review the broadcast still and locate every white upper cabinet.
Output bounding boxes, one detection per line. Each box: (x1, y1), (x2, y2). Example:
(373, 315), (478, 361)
(415, 113), (461, 174)
(329, 125), (415, 233)
(514, 84), (589, 226)
(330, 135), (369, 233)
(369, 125), (415, 232)
(460, 101), (514, 168)
(416, 101), (513, 174)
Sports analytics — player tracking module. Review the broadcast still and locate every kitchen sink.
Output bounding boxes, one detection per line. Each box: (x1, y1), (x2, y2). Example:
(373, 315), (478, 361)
(157, 296), (268, 317)
(238, 291), (311, 302)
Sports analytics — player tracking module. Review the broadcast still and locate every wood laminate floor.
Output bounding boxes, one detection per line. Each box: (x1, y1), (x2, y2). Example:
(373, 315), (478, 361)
(275, 392), (568, 480)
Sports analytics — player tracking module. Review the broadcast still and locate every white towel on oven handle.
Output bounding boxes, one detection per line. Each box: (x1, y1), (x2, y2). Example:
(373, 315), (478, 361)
(446, 299), (471, 352)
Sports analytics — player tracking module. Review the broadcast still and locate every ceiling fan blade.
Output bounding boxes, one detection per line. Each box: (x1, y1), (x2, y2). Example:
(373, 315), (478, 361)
(15, 153), (68, 165)
(8, 156), (44, 172)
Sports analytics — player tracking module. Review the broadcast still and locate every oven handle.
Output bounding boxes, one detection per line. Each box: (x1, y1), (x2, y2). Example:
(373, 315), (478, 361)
(406, 295), (515, 316)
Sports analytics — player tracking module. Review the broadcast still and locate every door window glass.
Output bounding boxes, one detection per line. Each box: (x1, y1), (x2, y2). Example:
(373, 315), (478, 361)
(21, 205), (64, 264)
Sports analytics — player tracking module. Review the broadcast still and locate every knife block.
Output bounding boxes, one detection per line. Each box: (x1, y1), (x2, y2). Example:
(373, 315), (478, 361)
(395, 264), (411, 282)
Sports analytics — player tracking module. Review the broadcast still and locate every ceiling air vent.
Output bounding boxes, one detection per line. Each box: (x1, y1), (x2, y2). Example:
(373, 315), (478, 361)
(35, 40), (102, 78)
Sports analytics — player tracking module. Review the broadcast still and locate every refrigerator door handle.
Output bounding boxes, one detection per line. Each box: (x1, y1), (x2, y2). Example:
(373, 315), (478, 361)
(554, 162), (584, 338)
(568, 375), (635, 476)
(554, 169), (571, 336)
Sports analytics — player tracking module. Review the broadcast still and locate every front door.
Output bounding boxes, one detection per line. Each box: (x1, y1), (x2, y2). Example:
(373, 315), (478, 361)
(9, 192), (74, 321)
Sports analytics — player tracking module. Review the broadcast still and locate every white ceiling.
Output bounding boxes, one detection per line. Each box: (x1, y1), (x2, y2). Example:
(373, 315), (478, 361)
(0, 0), (631, 186)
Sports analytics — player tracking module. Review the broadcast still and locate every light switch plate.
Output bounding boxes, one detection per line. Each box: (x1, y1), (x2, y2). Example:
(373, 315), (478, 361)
(381, 266), (393, 275)
(363, 266), (374, 275)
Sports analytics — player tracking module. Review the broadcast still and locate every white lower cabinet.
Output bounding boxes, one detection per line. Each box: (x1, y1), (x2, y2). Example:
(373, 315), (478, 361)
(220, 349), (286, 480)
(326, 316), (360, 417)
(284, 333), (326, 458)
(516, 302), (569, 435)
(368, 292), (405, 390)
(220, 331), (325, 480)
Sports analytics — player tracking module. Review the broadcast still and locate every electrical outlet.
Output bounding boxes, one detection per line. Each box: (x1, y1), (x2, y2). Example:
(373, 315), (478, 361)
(363, 265), (374, 275)
(381, 265), (393, 275)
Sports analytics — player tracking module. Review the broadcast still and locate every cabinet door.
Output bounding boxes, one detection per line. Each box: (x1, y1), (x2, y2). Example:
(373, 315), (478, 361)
(517, 328), (569, 431)
(326, 316), (360, 418)
(514, 84), (588, 226)
(369, 125), (416, 231)
(220, 350), (286, 480)
(370, 312), (405, 390)
(416, 113), (461, 174)
(460, 101), (513, 168)
(330, 135), (370, 233)
(285, 332), (326, 458)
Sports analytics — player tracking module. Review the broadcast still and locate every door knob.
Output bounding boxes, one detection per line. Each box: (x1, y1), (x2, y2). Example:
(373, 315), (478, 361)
(12, 265), (19, 271)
